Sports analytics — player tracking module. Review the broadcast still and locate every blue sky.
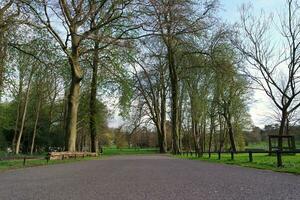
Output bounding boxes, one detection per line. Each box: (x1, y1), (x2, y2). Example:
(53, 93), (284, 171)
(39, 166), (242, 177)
(220, 0), (284, 23)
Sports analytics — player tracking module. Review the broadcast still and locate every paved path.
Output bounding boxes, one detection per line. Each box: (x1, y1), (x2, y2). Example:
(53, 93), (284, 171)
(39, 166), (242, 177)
(0, 155), (300, 200)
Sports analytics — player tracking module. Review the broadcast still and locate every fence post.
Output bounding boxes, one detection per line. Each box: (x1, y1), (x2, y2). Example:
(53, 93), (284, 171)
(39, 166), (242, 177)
(249, 151), (253, 162)
(231, 151), (234, 160)
(208, 152), (211, 159)
(218, 151), (221, 160)
(276, 150), (283, 167)
(23, 157), (26, 166)
(46, 156), (49, 164)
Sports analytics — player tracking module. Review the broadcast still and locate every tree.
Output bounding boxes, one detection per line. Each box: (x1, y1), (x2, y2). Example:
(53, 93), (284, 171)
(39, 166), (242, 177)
(237, 1), (300, 149)
(138, 0), (218, 153)
(130, 39), (168, 153)
(0, 0), (19, 96)
(15, 56), (35, 154)
(23, 0), (135, 151)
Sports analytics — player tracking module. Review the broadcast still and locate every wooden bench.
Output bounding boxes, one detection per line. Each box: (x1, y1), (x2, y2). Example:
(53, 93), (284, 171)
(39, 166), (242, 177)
(47, 152), (98, 160)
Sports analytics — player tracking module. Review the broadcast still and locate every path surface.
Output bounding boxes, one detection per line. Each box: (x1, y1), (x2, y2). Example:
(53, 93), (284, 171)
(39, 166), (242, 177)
(0, 155), (300, 200)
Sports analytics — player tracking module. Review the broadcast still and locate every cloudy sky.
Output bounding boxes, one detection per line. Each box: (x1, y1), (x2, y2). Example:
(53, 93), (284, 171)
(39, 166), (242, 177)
(108, 0), (287, 128)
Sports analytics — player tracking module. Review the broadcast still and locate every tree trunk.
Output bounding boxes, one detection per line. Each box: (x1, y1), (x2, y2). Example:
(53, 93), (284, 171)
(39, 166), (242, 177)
(159, 120), (167, 153)
(225, 113), (236, 152)
(89, 40), (99, 153)
(278, 109), (288, 151)
(15, 70), (33, 154)
(219, 115), (225, 152)
(66, 78), (81, 152)
(178, 84), (185, 151)
(0, 29), (7, 97)
(63, 89), (69, 150)
(30, 97), (41, 154)
(47, 82), (58, 135)
(208, 114), (215, 155)
(202, 117), (206, 153)
(167, 45), (180, 154)
(12, 77), (23, 152)
(159, 63), (167, 153)
(65, 35), (83, 152)
(192, 120), (200, 153)
(158, 114), (167, 154)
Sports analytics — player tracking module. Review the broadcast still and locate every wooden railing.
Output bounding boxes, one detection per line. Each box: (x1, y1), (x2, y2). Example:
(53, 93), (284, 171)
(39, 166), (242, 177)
(0, 152), (99, 166)
(179, 149), (300, 167)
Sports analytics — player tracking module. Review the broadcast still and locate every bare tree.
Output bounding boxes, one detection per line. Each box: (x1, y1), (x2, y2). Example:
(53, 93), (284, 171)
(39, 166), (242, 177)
(237, 1), (300, 149)
(130, 41), (168, 153)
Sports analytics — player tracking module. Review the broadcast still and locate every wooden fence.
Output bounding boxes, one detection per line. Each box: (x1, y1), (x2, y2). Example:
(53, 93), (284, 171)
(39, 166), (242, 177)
(179, 149), (300, 167)
(0, 151), (99, 166)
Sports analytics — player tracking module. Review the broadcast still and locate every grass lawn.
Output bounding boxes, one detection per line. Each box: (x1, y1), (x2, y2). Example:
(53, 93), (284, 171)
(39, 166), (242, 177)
(245, 141), (300, 150)
(0, 147), (158, 172)
(175, 153), (300, 174)
(0, 156), (100, 172)
(102, 147), (159, 156)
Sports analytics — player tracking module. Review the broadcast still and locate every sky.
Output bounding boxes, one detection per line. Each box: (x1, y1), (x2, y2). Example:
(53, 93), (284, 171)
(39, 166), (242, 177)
(108, 0), (287, 128)
(219, 0), (286, 128)
(220, 0), (284, 21)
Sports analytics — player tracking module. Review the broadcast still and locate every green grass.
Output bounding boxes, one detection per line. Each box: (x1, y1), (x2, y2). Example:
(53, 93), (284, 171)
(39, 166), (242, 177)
(0, 147), (158, 172)
(245, 142), (269, 149)
(175, 153), (300, 174)
(245, 141), (300, 150)
(102, 147), (159, 156)
(0, 156), (100, 172)
(4, 147), (299, 175)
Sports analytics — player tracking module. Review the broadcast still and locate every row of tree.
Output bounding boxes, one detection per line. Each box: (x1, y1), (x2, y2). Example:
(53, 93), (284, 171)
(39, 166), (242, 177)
(1, 0), (300, 154)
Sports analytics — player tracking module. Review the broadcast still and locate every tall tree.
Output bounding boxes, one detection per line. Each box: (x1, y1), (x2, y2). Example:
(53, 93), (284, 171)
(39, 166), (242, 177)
(237, 1), (300, 149)
(0, 0), (19, 96)
(131, 42), (168, 153)
(23, 0), (134, 151)
(138, 0), (218, 153)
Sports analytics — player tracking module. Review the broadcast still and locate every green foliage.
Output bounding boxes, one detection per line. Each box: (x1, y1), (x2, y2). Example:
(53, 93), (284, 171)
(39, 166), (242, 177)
(102, 147), (159, 156)
(0, 102), (16, 150)
(176, 153), (300, 174)
(0, 156), (99, 172)
(114, 132), (128, 149)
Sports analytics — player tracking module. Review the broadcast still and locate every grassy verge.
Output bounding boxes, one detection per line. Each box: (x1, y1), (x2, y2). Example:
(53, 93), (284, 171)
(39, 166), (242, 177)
(102, 147), (159, 156)
(0, 148), (158, 172)
(0, 156), (100, 172)
(245, 141), (300, 149)
(175, 153), (300, 174)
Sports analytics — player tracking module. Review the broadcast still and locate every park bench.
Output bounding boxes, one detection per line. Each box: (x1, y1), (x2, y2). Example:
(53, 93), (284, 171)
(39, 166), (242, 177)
(47, 152), (98, 160)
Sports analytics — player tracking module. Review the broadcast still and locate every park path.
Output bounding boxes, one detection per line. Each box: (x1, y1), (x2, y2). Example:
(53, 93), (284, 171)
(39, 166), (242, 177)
(0, 155), (300, 200)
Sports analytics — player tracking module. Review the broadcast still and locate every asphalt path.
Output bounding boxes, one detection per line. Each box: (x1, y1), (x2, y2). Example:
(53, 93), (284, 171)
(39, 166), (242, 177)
(0, 155), (300, 200)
